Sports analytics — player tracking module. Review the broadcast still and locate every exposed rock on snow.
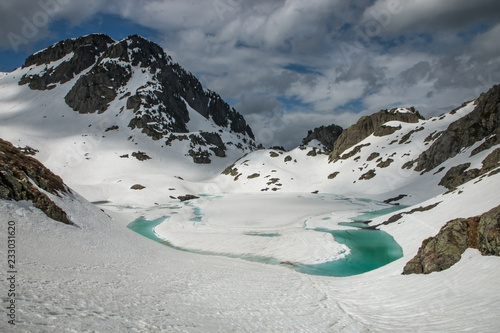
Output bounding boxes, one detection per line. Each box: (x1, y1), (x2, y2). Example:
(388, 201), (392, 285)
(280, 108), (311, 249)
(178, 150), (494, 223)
(302, 124), (343, 152)
(0, 138), (71, 224)
(177, 194), (200, 201)
(131, 151), (151, 161)
(19, 34), (114, 90)
(438, 148), (500, 190)
(404, 204), (500, 274)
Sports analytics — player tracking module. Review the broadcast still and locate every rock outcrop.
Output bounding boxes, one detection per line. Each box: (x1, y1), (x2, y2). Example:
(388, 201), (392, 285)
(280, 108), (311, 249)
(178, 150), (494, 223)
(403, 204), (500, 274)
(329, 107), (423, 161)
(415, 85), (500, 173)
(0, 138), (72, 224)
(19, 34), (114, 90)
(302, 124), (343, 152)
(438, 147), (500, 190)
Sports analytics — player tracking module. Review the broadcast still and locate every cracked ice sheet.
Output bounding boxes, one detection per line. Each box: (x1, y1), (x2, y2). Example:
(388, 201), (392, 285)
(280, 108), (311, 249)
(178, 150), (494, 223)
(153, 193), (370, 264)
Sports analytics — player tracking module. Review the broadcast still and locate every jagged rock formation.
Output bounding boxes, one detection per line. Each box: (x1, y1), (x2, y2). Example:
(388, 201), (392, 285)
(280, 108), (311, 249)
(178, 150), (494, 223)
(329, 107), (424, 161)
(415, 85), (500, 173)
(403, 204), (500, 274)
(19, 34), (114, 90)
(302, 124), (343, 152)
(0, 138), (72, 224)
(18, 34), (255, 163)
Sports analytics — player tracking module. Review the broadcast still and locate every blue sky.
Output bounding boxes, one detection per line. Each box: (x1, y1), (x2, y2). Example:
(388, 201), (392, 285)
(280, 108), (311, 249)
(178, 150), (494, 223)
(1, 0), (500, 149)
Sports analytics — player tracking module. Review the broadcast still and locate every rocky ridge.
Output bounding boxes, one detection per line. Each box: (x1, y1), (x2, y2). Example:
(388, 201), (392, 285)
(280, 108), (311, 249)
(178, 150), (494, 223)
(0, 138), (72, 224)
(18, 34), (255, 163)
(415, 85), (500, 173)
(329, 107), (424, 161)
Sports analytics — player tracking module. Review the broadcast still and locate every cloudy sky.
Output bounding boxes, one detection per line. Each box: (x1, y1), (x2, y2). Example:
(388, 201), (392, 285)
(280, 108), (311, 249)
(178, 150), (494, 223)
(1, 0), (499, 149)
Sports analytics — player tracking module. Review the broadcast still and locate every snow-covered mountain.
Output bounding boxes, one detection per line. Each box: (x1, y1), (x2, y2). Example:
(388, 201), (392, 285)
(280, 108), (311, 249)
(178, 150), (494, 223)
(215, 92), (500, 206)
(0, 34), (256, 202)
(1, 34), (500, 332)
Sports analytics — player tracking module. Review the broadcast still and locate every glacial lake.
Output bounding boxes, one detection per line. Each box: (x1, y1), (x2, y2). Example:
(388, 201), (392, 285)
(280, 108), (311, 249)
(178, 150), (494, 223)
(127, 196), (404, 277)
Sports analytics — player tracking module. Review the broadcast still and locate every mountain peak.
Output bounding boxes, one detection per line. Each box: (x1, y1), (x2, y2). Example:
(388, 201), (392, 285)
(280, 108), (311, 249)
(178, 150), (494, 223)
(14, 33), (256, 164)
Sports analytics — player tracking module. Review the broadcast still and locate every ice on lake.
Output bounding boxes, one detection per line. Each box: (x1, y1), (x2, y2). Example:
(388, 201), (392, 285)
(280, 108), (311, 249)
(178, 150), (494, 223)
(129, 193), (403, 276)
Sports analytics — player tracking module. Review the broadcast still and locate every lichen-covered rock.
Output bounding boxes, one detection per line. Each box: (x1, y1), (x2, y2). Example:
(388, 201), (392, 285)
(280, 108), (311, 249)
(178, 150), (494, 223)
(403, 218), (471, 274)
(377, 158), (394, 168)
(131, 151), (151, 161)
(0, 138), (72, 224)
(403, 204), (500, 274)
(373, 124), (401, 137)
(477, 205), (500, 256)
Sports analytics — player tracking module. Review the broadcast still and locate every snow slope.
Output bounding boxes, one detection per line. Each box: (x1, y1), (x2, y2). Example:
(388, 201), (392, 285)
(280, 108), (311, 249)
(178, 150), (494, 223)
(1, 180), (499, 332)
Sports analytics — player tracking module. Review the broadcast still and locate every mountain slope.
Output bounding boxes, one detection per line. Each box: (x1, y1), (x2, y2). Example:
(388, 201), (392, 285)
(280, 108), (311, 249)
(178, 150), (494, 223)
(214, 91), (500, 205)
(0, 34), (256, 203)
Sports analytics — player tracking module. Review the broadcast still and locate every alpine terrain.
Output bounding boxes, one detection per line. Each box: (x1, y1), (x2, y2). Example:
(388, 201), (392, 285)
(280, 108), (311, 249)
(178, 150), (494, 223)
(1, 34), (499, 332)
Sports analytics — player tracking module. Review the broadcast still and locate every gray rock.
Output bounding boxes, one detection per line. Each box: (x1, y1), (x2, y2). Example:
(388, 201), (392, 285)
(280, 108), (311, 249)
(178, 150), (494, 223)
(415, 85), (500, 173)
(404, 204), (500, 274)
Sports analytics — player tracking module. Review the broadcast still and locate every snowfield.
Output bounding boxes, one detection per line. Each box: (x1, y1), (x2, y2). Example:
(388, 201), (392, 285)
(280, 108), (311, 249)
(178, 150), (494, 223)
(1, 179), (500, 332)
(1, 40), (500, 332)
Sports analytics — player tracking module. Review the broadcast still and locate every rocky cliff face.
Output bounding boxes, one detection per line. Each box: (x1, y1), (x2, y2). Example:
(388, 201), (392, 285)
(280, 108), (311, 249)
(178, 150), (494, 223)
(18, 34), (255, 161)
(0, 138), (72, 224)
(19, 34), (114, 90)
(403, 204), (500, 274)
(415, 85), (500, 173)
(302, 124), (343, 152)
(329, 107), (424, 161)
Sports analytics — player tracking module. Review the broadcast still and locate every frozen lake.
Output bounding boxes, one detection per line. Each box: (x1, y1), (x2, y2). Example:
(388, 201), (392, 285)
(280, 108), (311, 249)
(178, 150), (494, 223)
(128, 193), (403, 276)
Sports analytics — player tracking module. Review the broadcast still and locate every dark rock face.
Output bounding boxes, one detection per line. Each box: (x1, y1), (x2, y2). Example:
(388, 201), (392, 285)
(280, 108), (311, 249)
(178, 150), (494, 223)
(19, 34), (114, 90)
(0, 138), (72, 224)
(65, 54), (132, 114)
(438, 148), (500, 190)
(415, 85), (500, 173)
(302, 124), (343, 152)
(403, 204), (500, 274)
(329, 108), (423, 161)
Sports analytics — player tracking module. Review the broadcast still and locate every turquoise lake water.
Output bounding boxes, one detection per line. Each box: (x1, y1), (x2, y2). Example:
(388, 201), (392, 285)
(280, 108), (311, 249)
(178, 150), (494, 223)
(294, 228), (402, 276)
(128, 218), (403, 277)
